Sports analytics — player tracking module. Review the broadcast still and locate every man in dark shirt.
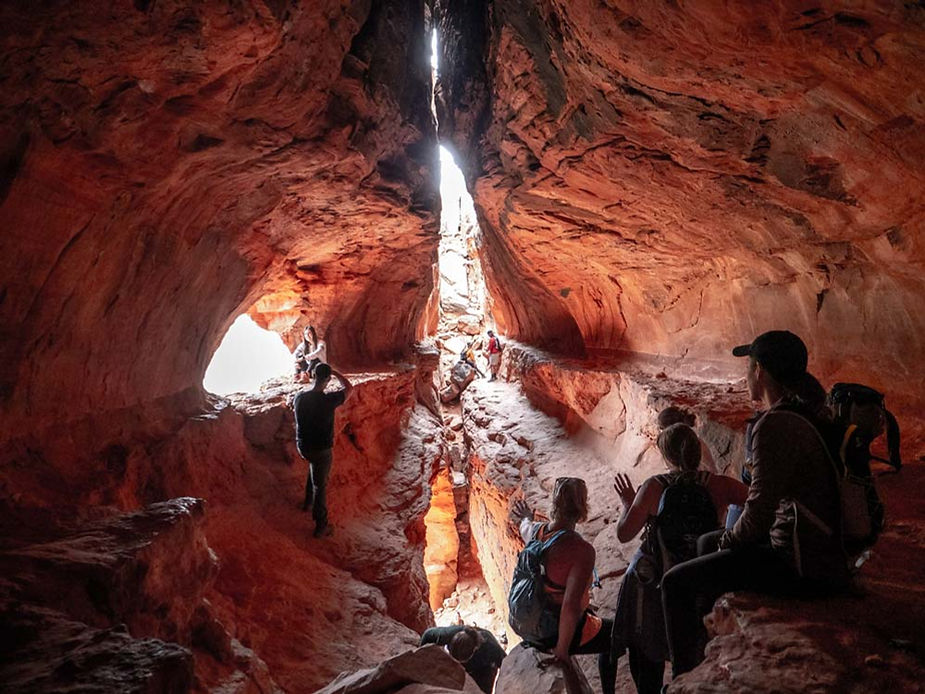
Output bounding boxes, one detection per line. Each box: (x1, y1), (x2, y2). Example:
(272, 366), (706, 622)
(420, 625), (506, 694)
(293, 363), (353, 538)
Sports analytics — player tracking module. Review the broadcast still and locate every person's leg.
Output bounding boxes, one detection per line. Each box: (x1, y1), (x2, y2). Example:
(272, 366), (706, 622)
(302, 470), (313, 511)
(310, 448), (334, 533)
(297, 443), (313, 511)
(661, 546), (792, 676)
(570, 617), (615, 694)
(627, 643), (664, 694)
(697, 529), (724, 557)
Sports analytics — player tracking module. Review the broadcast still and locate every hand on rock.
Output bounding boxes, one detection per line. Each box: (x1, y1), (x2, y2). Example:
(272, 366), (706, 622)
(511, 499), (534, 522)
(613, 473), (636, 507)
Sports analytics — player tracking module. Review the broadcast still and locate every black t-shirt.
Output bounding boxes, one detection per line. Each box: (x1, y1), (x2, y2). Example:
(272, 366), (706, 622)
(293, 389), (347, 450)
(419, 626), (506, 694)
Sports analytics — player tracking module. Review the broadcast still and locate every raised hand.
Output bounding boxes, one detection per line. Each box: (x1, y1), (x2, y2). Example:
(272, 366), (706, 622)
(511, 498), (534, 522)
(613, 473), (637, 507)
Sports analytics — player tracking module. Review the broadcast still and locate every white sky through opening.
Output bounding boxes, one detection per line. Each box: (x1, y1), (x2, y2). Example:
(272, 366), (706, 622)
(203, 314), (293, 395)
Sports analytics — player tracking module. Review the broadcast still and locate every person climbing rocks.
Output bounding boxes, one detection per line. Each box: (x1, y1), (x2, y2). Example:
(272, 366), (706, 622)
(293, 325), (327, 381)
(484, 330), (503, 381)
(292, 363), (352, 538)
(420, 625), (506, 694)
(611, 424), (747, 694)
(510, 478), (616, 694)
(661, 330), (849, 677)
(440, 352), (478, 403)
(462, 340), (484, 378)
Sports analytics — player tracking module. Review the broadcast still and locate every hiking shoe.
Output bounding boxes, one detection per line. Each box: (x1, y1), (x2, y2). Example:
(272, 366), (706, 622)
(313, 524), (333, 538)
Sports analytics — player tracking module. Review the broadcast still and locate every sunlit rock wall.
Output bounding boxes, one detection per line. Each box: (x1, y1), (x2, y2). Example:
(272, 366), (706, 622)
(0, 0), (439, 448)
(437, 1), (925, 429)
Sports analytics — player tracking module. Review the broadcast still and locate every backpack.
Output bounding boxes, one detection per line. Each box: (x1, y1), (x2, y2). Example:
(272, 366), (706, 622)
(508, 527), (568, 644)
(828, 383), (902, 471)
(829, 383), (899, 552)
(653, 471), (718, 575)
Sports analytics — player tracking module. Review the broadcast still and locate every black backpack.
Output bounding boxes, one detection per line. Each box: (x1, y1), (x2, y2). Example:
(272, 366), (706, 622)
(828, 383), (902, 472)
(653, 471), (718, 575)
(508, 527), (568, 644)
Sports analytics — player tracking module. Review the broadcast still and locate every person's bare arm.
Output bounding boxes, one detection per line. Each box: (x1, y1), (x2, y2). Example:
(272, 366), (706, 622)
(615, 476), (661, 543)
(553, 542), (595, 662)
(711, 474), (748, 508)
(330, 368), (354, 400)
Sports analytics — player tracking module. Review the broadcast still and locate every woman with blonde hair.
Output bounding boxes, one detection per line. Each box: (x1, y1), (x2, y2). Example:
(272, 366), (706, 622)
(512, 477), (615, 694)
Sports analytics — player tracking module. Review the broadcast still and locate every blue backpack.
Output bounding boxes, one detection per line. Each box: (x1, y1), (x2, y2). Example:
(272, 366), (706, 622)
(508, 528), (569, 643)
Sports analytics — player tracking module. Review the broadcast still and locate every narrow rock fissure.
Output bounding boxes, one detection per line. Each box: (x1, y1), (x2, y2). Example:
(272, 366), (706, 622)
(422, 27), (507, 637)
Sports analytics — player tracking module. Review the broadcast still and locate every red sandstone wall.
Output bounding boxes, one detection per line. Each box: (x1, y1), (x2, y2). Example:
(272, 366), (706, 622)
(0, 1), (439, 445)
(437, 1), (925, 419)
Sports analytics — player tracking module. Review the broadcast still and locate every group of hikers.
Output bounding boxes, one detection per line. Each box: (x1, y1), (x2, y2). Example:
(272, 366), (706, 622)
(442, 330), (505, 403)
(419, 330), (898, 694)
(289, 323), (897, 692)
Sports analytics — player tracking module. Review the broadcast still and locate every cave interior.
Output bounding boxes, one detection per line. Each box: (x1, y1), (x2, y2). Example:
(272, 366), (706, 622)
(1, 1), (924, 693)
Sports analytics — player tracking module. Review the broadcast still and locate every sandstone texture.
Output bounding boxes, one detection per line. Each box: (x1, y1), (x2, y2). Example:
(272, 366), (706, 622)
(437, 1), (925, 432)
(495, 643), (591, 694)
(0, 0), (439, 448)
(2, 367), (444, 691)
(3, 2), (925, 693)
(315, 644), (481, 694)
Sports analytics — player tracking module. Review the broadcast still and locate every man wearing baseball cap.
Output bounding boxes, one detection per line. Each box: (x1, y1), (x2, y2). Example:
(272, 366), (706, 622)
(661, 330), (847, 677)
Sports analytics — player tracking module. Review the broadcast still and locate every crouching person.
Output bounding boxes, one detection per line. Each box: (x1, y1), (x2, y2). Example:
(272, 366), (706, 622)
(661, 331), (849, 677)
(420, 625), (506, 694)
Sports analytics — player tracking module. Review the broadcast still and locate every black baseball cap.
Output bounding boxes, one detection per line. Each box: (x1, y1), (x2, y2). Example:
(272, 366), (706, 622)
(732, 330), (808, 384)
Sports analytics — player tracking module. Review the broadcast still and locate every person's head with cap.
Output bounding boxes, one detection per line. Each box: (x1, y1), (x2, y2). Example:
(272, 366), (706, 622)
(732, 330), (808, 405)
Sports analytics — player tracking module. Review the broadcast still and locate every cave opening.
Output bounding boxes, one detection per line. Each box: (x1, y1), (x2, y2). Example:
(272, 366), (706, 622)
(202, 313), (293, 395)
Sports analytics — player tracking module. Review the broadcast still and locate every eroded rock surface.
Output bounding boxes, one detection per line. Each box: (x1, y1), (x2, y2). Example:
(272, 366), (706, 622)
(0, 606), (193, 694)
(437, 1), (925, 431)
(0, 0), (439, 446)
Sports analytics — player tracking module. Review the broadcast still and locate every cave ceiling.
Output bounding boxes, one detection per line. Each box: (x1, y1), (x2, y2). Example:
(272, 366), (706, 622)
(1, 0), (924, 442)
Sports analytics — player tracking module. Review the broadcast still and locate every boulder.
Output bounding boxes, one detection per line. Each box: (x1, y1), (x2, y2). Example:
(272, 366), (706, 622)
(315, 645), (472, 694)
(495, 644), (592, 694)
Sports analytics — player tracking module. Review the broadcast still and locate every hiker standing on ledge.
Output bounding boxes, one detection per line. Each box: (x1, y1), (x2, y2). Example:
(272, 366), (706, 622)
(484, 330), (503, 381)
(293, 363), (352, 538)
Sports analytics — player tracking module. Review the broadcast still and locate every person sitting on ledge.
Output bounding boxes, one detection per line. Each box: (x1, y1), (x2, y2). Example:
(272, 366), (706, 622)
(611, 424), (747, 694)
(511, 478), (616, 694)
(293, 325), (326, 381)
(661, 330), (849, 677)
(420, 625), (506, 694)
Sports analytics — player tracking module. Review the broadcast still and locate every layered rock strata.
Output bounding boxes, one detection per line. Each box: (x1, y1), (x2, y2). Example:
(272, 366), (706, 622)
(2, 365), (445, 692)
(436, 1), (925, 425)
(0, 0), (439, 448)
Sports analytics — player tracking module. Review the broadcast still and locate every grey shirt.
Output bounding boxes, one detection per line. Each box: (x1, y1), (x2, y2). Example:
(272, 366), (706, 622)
(721, 403), (841, 550)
